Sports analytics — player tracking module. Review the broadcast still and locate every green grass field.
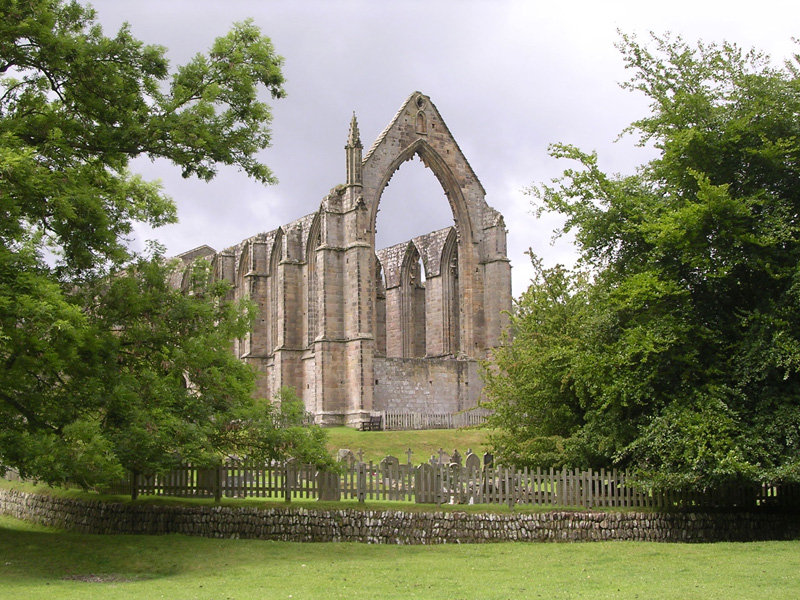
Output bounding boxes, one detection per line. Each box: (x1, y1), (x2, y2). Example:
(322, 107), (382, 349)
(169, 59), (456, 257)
(2, 514), (798, 600)
(5, 430), (798, 599)
(325, 426), (491, 464)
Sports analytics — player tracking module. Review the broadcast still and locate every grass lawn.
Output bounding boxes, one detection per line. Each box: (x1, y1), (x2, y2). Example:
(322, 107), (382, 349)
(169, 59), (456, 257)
(325, 426), (492, 464)
(2, 514), (798, 600)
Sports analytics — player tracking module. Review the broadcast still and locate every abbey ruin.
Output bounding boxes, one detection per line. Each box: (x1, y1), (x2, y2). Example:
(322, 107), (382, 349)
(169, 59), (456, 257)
(172, 93), (512, 426)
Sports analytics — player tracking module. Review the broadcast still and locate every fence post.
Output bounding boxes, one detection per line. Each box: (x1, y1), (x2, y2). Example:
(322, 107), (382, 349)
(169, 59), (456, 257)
(283, 461), (292, 503)
(131, 470), (139, 501)
(214, 464), (222, 503)
(357, 462), (366, 504)
(508, 466), (515, 511)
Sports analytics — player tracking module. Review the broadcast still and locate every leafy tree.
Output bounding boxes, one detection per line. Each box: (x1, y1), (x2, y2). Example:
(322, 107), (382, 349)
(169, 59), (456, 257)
(484, 33), (800, 490)
(0, 0), (330, 487)
(482, 255), (591, 470)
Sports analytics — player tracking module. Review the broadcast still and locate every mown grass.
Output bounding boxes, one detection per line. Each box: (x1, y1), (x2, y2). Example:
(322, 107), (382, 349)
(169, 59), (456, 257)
(2, 514), (798, 600)
(325, 426), (492, 464)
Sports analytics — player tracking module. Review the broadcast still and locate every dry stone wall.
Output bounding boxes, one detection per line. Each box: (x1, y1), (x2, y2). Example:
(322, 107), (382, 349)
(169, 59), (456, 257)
(2, 488), (798, 544)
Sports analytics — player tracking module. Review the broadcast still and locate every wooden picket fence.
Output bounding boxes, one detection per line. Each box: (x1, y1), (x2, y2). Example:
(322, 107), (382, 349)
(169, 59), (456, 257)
(101, 456), (800, 510)
(381, 409), (491, 430)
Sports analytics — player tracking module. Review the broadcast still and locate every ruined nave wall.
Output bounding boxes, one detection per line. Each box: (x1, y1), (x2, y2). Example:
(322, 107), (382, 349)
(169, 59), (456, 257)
(373, 357), (482, 414)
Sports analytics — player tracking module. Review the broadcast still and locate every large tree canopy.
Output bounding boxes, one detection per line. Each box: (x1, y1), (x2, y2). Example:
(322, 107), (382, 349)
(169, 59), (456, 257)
(0, 0), (331, 487)
(484, 34), (800, 490)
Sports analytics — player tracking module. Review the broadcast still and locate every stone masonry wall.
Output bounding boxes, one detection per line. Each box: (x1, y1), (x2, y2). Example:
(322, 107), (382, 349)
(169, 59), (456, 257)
(373, 357), (482, 413)
(2, 488), (798, 544)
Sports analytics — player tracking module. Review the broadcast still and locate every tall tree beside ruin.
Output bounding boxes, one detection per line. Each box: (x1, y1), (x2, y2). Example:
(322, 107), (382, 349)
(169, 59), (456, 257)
(484, 34), (800, 490)
(0, 0), (331, 486)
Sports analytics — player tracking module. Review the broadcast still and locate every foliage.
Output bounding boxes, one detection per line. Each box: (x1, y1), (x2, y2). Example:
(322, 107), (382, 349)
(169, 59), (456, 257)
(0, 1), (329, 487)
(225, 386), (335, 470)
(485, 33), (800, 490)
(482, 255), (593, 470)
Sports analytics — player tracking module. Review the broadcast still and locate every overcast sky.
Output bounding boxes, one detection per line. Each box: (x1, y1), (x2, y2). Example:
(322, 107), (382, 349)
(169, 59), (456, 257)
(86, 0), (798, 295)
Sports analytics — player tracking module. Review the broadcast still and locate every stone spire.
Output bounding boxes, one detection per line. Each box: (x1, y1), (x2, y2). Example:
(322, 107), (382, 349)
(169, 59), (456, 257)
(345, 112), (363, 187)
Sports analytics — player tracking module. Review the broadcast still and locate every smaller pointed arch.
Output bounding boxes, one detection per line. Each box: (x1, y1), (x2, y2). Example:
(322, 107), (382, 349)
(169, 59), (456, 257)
(415, 110), (427, 134)
(374, 254), (387, 356)
(441, 227), (460, 356)
(400, 241), (426, 358)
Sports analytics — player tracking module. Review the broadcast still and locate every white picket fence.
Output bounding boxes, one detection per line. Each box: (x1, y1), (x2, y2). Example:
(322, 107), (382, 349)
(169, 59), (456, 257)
(381, 409), (491, 430)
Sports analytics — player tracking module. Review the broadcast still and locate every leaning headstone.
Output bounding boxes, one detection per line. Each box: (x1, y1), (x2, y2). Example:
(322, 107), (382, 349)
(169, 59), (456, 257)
(380, 455), (400, 480)
(337, 449), (356, 465)
(483, 452), (494, 469)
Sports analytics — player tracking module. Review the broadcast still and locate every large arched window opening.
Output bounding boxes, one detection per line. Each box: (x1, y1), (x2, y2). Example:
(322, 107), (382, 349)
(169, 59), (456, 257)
(374, 155), (454, 251)
(374, 154), (456, 360)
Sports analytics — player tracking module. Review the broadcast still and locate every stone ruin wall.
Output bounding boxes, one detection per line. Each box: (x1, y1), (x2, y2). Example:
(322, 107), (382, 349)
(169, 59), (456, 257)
(171, 92), (513, 426)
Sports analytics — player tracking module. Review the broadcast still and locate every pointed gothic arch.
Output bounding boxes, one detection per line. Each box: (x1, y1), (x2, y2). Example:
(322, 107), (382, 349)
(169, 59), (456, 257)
(374, 255), (387, 356)
(400, 241), (426, 358)
(367, 138), (475, 250)
(441, 227), (460, 357)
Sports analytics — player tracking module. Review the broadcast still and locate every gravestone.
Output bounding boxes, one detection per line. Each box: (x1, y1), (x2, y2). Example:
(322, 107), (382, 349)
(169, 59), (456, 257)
(465, 451), (481, 474)
(317, 470), (341, 501)
(483, 452), (494, 469)
(337, 449), (356, 466)
(380, 455), (400, 477)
